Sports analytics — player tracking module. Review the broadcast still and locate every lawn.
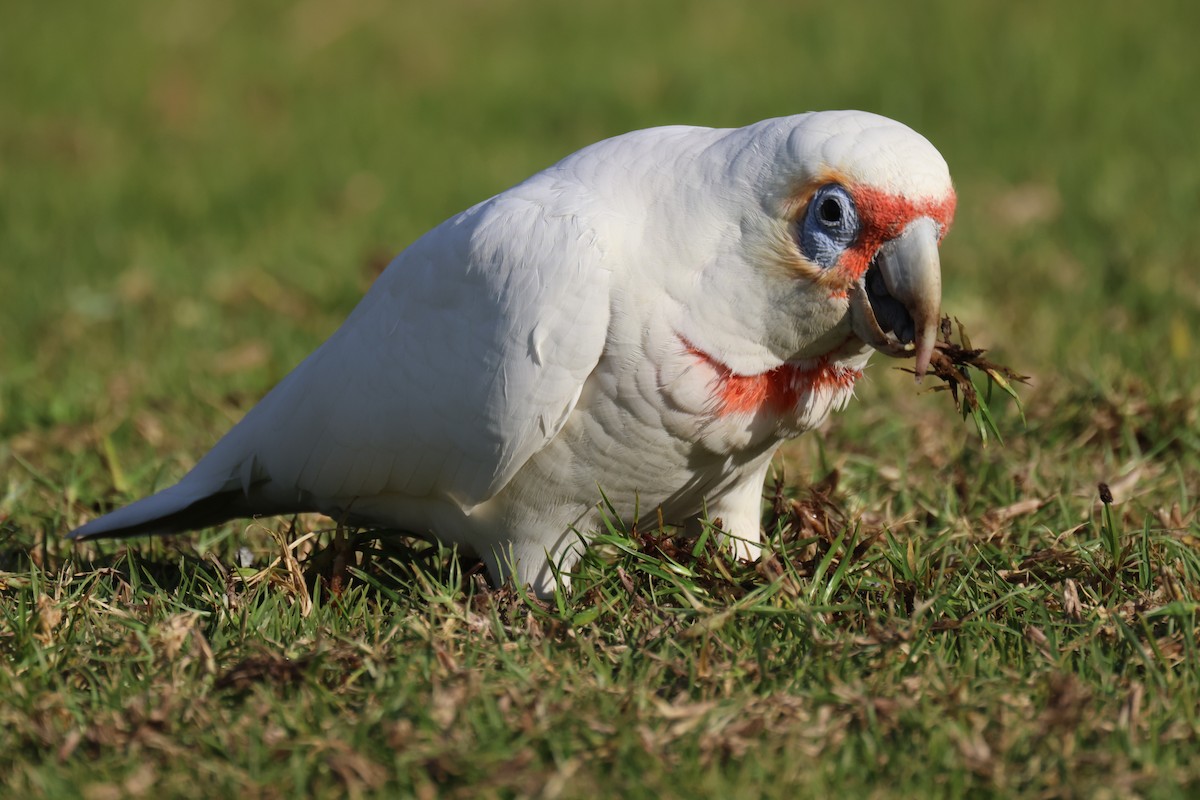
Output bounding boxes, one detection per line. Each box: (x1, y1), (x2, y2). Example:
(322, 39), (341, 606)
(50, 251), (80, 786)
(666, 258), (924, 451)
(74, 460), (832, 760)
(3, 1), (1200, 796)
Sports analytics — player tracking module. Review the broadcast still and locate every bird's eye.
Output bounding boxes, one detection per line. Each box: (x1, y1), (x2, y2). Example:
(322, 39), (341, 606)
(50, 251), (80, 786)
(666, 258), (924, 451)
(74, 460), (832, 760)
(818, 196), (843, 226)
(798, 184), (860, 269)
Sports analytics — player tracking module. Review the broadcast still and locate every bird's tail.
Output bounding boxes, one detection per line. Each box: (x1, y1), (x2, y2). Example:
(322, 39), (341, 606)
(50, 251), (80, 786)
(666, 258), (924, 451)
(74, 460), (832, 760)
(69, 455), (308, 542)
(70, 482), (251, 540)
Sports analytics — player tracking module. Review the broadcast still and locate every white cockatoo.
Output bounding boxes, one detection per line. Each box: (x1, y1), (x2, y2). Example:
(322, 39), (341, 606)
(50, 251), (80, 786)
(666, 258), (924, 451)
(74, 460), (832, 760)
(71, 111), (956, 596)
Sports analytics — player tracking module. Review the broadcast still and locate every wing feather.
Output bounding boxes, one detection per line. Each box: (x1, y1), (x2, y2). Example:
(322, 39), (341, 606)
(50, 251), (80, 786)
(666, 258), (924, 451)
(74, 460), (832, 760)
(189, 178), (612, 516)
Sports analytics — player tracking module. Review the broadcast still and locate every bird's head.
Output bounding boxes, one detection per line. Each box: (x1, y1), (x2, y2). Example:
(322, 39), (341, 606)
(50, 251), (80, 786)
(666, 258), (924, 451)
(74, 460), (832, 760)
(673, 111), (955, 381)
(763, 111), (955, 377)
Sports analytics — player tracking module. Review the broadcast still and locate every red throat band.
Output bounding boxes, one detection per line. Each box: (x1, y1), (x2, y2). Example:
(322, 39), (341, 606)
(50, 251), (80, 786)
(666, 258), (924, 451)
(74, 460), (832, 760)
(685, 341), (862, 415)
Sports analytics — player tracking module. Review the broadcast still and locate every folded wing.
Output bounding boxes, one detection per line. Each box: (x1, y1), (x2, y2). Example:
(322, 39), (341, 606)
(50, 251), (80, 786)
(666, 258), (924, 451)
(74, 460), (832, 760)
(71, 179), (613, 539)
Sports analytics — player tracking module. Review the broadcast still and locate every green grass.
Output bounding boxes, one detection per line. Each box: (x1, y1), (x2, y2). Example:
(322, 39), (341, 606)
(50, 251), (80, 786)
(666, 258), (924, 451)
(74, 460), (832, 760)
(3, 1), (1200, 796)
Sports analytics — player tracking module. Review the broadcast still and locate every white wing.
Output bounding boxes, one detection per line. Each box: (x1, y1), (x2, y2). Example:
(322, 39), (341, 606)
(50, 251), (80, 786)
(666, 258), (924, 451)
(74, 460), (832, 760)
(231, 181), (610, 512)
(73, 119), (761, 539)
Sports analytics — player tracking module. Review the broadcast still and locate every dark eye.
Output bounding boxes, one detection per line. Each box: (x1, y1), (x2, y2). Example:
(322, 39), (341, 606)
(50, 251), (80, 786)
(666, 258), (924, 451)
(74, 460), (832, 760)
(798, 184), (860, 269)
(818, 196), (843, 226)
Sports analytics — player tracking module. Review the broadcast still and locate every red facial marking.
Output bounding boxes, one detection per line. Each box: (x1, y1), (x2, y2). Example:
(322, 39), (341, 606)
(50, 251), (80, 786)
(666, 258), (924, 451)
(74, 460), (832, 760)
(685, 341), (862, 416)
(835, 187), (957, 282)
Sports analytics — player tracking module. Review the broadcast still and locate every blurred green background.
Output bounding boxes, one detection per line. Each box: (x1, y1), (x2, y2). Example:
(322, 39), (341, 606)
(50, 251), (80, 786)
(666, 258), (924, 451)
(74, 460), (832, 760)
(4, 3), (1200, 796)
(2, 0), (1198, 509)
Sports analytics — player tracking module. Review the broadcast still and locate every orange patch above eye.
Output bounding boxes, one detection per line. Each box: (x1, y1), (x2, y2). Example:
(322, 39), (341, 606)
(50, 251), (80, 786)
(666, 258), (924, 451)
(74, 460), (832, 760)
(833, 186), (957, 282)
(853, 185), (957, 239)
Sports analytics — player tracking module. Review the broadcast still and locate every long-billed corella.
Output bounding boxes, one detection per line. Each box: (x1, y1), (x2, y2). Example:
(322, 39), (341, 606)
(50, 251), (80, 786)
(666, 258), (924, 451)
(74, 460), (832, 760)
(71, 111), (956, 597)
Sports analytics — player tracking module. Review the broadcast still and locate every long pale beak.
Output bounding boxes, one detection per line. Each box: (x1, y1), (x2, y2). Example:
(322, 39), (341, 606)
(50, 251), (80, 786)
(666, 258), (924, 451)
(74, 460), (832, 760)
(849, 216), (942, 378)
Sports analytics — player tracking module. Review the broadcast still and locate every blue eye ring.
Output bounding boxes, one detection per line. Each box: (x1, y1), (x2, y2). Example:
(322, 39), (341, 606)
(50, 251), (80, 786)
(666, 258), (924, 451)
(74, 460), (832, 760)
(808, 184), (858, 239)
(799, 184), (860, 268)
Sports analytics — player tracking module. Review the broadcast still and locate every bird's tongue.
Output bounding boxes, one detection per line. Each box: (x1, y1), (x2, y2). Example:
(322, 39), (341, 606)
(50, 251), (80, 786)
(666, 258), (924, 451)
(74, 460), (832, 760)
(848, 217), (942, 378)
